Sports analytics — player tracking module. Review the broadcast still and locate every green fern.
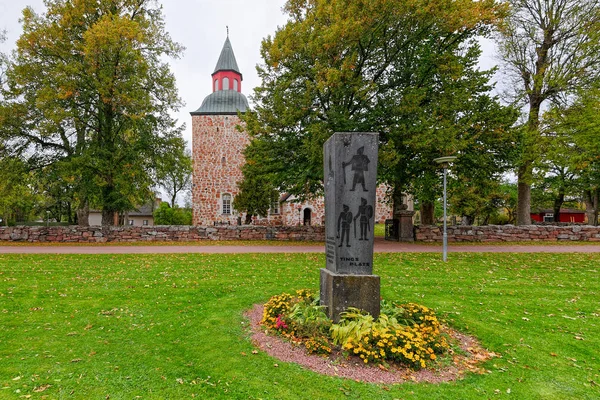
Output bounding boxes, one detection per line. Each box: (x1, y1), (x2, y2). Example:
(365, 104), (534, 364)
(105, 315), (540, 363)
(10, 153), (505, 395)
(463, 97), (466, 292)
(330, 308), (375, 345)
(287, 300), (331, 337)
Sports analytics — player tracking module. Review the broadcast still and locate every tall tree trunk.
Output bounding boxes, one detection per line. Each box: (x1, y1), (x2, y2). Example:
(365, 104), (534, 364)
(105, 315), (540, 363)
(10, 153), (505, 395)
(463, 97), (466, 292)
(553, 188), (565, 223)
(101, 210), (116, 226)
(584, 189), (599, 226)
(67, 201), (73, 225)
(517, 170), (531, 225)
(420, 201), (435, 225)
(593, 188), (600, 226)
(77, 200), (89, 227)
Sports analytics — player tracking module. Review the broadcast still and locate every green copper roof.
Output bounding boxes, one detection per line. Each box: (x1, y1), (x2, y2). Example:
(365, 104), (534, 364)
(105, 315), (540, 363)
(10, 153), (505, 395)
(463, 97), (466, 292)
(213, 37), (241, 76)
(190, 90), (249, 115)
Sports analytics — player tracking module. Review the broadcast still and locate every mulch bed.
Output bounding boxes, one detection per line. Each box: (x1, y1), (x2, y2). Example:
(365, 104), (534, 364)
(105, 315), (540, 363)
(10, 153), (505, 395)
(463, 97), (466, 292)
(245, 304), (498, 384)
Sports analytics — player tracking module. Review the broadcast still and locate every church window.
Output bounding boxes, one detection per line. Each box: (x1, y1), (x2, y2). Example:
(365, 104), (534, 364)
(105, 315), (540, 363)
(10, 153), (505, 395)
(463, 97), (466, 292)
(214, 79), (219, 91)
(222, 193), (232, 215)
(233, 79), (238, 91)
(223, 77), (230, 90)
(270, 201), (280, 215)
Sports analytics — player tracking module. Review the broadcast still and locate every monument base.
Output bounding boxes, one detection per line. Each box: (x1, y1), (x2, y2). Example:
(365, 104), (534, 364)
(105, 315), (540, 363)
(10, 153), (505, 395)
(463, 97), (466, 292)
(398, 210), (415, 242)
(320, 268), (380, 323)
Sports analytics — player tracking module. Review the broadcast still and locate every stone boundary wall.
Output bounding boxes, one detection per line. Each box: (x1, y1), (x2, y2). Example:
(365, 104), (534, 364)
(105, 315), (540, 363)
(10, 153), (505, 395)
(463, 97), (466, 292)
(0, 225), (325, 243)
(4, 224), (600, 243)
(415, 224), (600, 242)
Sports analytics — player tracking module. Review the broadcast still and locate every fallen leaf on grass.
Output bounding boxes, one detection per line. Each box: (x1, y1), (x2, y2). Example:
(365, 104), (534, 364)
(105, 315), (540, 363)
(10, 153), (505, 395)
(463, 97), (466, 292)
(71, 358), (82, 363)
(574, 336), (584, 340)
(33, 384), (51, 392)
(251, 350), (258, 355)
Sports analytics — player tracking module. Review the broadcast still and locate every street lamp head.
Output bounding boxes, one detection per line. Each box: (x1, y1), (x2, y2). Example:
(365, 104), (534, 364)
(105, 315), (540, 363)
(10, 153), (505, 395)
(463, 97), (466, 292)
(433, 156), (457, 165)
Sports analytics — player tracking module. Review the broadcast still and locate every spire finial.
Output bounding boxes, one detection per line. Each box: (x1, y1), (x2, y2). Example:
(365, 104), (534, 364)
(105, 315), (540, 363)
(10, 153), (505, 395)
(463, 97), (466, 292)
(226, 26), (229, 37)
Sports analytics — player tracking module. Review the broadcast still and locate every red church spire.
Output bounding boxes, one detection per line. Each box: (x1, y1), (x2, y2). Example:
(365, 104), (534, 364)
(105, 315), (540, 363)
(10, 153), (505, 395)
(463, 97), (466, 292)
(212, 34), (243, 93)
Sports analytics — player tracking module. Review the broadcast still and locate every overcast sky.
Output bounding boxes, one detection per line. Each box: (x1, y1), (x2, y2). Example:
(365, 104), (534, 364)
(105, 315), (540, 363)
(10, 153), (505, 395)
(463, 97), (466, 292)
(0, 0), (290, 148)
(1, 1), (499, 150)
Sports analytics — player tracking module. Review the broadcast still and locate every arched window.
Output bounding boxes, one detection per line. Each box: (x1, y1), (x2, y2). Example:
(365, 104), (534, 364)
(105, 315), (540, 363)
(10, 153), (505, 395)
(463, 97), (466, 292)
(221, 156), (226, 166)
(222, 193), (232, 215)
(233, 79), (238, 91)
(223, 77), (230, 90)
(214, 79), (219, 91)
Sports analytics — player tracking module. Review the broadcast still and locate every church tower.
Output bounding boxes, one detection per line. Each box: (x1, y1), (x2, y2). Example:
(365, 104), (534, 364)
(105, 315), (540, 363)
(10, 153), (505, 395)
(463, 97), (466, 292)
(191, 36), (250, 225)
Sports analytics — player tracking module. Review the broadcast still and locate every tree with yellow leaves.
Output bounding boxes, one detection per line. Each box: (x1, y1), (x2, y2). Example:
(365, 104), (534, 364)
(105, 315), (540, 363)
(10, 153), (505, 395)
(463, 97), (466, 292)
(242, 0), (517, 223)
(0, 0), (185, 225)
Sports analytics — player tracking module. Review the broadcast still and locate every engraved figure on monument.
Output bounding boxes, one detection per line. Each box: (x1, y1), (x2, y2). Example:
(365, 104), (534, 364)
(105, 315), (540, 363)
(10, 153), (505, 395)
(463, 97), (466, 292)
(336, 205), (353, 247)
(354, 197), (373, 240)
(342, 146), (370, 191)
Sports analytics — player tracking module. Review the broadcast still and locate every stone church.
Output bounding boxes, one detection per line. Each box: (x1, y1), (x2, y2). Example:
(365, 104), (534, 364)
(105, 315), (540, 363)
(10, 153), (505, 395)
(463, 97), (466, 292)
(191, 36), (392, 226)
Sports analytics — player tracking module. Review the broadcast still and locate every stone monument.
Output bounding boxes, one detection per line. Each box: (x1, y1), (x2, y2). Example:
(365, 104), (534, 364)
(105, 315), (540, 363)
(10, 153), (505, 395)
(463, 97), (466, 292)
(320, 132), (380, 322)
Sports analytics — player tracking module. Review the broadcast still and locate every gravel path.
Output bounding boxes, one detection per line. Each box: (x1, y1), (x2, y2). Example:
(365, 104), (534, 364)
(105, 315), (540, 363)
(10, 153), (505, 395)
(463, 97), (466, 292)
(1, 237), (600, 254)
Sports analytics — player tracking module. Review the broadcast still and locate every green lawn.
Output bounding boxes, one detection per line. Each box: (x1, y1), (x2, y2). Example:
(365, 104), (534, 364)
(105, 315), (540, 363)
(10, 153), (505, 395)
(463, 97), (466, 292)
(1, 253), (599, 399)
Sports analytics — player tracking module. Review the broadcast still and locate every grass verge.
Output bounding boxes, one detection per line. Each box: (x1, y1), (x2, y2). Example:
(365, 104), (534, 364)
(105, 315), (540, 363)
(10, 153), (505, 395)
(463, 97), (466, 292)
(0, 253), (599, 399)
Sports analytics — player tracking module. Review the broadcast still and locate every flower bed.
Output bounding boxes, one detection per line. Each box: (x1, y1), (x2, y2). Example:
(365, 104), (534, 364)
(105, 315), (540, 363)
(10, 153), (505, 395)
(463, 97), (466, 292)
(261, 290), (450, 370)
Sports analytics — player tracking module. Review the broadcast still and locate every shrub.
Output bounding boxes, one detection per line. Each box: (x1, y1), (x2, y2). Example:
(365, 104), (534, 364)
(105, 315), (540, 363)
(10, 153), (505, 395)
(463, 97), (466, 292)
(153, 202), (192, 225)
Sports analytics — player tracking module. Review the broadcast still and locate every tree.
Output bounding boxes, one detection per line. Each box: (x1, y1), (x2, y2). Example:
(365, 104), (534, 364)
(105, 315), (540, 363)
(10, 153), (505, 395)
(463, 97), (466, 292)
(450, 179), (506, 225)
(0, 156), (41, 225)
(233, 164), (280, 224)
(153, 202), (192, 225)
(531, 131), (581, 222)
(242, 0), (515, 223)
(0, 0), (184, 226)
(543, 86), (600, 224)
(497, 0), (600, 225)
(34, 162), (80, 224)
(156, 140), (192, 207)
(0, 30), (7, 89)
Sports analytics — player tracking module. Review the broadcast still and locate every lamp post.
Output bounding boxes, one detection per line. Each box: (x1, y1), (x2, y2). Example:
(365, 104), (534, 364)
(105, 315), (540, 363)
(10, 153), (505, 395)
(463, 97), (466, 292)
(433, 156), (457, 262)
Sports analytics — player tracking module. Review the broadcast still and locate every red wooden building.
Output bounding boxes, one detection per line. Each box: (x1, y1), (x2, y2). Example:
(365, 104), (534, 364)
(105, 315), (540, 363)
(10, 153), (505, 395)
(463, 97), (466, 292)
(530, 209), (586, 223)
